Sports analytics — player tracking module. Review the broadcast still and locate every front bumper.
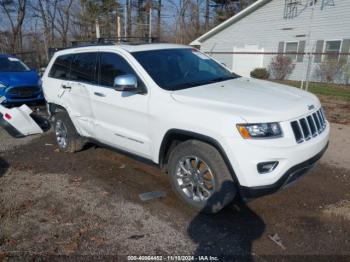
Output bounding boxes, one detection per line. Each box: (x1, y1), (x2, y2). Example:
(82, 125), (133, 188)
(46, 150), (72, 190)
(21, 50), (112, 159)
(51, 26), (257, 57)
(1, 86), (45, 106)
(222, 117), (330, 187)
(239, 142), (328, 199)
(1, 94), (45, 105)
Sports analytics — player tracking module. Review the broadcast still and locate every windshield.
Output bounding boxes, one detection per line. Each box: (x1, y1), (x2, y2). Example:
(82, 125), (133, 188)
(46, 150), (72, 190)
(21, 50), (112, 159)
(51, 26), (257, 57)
(0, 57), (30, 72)
(132, 48), (239, 90)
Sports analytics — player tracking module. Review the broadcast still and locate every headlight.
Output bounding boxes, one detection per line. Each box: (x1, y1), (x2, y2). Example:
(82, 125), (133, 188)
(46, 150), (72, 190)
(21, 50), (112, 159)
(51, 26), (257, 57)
(0, 83), (6, 89)
(237, 122), (282, 139)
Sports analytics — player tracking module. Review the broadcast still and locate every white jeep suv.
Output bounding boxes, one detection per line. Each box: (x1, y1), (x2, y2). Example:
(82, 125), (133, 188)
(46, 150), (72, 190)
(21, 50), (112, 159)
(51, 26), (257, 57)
(42, 44), (329, 213)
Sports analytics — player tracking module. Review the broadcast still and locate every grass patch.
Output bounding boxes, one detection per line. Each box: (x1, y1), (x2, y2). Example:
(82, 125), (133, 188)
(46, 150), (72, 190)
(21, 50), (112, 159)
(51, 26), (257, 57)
(274, 80), (350, 102)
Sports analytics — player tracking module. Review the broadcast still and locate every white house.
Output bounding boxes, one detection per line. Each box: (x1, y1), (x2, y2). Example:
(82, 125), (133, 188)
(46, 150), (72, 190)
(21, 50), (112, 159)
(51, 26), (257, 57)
(191, 0), (350, 83)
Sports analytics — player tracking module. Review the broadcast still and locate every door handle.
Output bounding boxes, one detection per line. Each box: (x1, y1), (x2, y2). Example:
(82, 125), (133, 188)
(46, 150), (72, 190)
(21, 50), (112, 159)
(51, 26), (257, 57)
(61, 84), (71, 90)
(94, 92), (106, 97)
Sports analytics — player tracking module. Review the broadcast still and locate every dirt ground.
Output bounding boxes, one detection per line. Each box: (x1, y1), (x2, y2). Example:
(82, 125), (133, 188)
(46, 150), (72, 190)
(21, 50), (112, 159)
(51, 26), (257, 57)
(0, 118), (350, 260)
(320, 95), (350, 125)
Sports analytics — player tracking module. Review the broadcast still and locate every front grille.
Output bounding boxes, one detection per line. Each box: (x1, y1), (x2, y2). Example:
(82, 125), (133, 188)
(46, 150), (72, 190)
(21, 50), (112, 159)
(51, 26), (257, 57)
(290, 108), (327, 144)
(7, 86), (40, 98)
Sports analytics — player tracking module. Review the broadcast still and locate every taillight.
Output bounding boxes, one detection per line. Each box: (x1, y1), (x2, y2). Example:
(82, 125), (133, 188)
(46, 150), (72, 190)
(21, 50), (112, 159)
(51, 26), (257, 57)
(4, 113), (12, 120)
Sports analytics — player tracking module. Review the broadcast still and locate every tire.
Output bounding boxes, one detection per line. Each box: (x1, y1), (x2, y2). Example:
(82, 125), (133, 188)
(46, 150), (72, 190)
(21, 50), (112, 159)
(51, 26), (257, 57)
(53, 112), (86, 153)
(168, 140), (236, 214)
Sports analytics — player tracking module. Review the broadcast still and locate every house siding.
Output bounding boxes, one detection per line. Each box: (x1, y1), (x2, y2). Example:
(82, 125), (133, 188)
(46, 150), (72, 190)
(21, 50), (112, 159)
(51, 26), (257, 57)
(199, 0), (350, 82)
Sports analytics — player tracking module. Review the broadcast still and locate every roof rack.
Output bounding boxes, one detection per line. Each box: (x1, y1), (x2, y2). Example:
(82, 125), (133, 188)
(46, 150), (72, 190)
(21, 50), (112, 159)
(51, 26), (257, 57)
(71, 37), (159, 47)
(47, 36), (159, 57)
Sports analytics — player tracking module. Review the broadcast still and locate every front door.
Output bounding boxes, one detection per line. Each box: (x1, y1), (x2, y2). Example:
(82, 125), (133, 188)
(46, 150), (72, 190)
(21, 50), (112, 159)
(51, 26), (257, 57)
(89, 52), (151, 158)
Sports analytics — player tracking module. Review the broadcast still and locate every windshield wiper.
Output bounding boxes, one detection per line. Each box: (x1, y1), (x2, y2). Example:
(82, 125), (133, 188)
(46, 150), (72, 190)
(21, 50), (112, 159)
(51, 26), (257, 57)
(170, 76), (238, 91)
(207, 76), (236, 84)
(170, 83), (196, 90)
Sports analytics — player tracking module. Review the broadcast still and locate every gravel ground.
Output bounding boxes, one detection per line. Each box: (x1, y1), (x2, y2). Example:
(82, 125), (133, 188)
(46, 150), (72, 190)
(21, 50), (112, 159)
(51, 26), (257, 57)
(0, 123), (349, 260)
(0, 129), (40, 153)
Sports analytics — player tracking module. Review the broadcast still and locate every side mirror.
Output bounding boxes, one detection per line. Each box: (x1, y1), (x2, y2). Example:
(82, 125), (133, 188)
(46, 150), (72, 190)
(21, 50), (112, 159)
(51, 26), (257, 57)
(113, 74), (138, 92)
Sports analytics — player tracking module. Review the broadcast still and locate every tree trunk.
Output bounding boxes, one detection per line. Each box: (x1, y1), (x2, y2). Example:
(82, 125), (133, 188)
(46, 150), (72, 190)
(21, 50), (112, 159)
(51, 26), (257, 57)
(157, 0), (161, 40)
(0, 0), (27, 52)
(127, 0), (132, 37)
(195, 0), (200, 36)
(205, 0), (210, 31)
(137, 0), (144, 37)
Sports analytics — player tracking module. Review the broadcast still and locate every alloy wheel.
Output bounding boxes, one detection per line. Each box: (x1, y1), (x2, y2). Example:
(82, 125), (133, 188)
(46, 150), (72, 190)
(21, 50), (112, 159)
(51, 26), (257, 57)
(175, 156), (216, 202)
(55, 120), (68, 149)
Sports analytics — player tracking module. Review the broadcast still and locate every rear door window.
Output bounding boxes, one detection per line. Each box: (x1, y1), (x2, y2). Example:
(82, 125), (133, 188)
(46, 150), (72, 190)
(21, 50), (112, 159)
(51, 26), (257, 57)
(48, 55), (74, 79)
(70, 53), (98, 84)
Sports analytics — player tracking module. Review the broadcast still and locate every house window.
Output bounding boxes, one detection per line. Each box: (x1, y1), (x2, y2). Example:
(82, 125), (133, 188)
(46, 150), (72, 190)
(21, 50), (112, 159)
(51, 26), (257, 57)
(285, 42), (298, 61)
(324, 40), (341, 61)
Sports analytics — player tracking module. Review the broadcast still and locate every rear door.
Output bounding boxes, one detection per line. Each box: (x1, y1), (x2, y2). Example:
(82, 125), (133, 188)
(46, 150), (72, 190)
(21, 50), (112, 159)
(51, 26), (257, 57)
(89, 51), (151, 158)
(64, 52), (98, 137)
(45, 53), (96, 137)
(44, 54), (73, 105)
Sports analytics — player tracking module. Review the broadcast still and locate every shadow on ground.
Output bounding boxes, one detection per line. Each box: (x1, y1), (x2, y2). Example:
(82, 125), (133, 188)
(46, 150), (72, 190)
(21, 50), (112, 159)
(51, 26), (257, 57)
(188, 183), (265, 261)
(0, 157), (9, 177)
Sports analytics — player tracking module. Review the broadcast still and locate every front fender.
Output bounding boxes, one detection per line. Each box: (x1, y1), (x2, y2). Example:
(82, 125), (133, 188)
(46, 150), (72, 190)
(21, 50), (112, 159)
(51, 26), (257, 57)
(157, 128), (241, 186)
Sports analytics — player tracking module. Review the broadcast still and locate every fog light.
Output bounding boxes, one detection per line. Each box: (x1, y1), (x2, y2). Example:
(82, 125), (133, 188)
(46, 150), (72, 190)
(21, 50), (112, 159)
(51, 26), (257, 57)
(257, 161), (279, 174)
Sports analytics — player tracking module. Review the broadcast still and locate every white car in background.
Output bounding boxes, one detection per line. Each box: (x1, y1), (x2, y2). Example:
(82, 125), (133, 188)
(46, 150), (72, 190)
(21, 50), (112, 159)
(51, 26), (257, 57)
(29, 43), (329, 213)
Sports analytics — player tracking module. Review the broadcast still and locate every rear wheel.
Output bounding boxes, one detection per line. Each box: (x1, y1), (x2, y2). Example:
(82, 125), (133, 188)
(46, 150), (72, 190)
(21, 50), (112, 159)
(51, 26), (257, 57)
(54, 112), (86, 153)
(168, 140), (236, 214)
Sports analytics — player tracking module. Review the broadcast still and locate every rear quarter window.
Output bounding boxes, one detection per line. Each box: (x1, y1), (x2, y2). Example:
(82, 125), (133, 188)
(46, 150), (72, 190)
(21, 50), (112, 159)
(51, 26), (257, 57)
(48, 54), (74, 79)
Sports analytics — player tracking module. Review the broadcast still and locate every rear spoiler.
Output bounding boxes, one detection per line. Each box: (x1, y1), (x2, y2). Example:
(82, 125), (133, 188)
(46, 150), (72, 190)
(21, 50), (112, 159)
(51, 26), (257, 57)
(0, 104), (50, 138)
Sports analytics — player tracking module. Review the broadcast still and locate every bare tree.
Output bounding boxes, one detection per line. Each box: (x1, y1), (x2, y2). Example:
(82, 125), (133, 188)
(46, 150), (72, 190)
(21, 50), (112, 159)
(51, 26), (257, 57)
(0, 0), (27, 52)
(0, 0), (259, 58)
(168, 0), (206, 44)
(314, 60), (346, 83)
(30, 0), (59, 60)
(193, 0), (200, 36)
(77, 0), (101, 41)
(268, 55), (295, 80)
(55, 0), (73, 47)
(136, 0), (145, 37)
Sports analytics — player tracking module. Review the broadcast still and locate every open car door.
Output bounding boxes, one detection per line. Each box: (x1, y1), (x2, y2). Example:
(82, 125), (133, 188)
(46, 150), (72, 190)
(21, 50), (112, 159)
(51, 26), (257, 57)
(0, 104), (49, 138)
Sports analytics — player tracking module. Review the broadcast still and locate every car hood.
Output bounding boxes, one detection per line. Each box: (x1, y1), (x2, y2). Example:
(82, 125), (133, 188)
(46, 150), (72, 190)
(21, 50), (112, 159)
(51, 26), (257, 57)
(0, 70), (39, 87)
(170, 77), (321, 122)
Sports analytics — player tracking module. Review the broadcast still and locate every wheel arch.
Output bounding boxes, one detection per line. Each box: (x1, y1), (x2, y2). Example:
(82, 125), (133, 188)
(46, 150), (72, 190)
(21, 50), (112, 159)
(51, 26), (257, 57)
(47, 103), (67, 116)
(158, 129), (240, 186)
(47, 103), (84, 136)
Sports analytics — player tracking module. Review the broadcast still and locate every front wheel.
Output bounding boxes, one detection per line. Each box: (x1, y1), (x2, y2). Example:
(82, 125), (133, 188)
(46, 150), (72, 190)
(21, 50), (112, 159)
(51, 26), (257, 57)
(168, 140), (236, 214)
